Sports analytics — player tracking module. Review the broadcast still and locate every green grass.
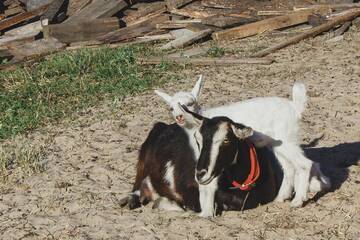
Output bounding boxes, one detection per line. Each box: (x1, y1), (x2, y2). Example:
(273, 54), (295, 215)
(0, 45), (175, 140)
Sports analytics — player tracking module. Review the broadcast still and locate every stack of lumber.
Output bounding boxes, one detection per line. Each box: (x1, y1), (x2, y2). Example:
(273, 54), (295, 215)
(0, 0), (360, 69)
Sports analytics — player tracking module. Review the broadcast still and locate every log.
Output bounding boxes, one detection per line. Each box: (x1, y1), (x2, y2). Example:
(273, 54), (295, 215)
(137, 56), (274, 65)
(43, 18), (121, 43)
(64, 0), (128, 23)
(252, 8), (360, 57)
(0, 5), (48, 31)
(99, 14), (169, 43)
(159, 28), (212, 50)
(213, 9), (325, 41)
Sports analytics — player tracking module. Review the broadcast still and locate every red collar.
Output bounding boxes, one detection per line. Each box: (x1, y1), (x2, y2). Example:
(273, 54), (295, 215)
(231, 140), (260, 191)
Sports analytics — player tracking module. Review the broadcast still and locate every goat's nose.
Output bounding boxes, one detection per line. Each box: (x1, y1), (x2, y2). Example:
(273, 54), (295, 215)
(176, 115), (184, 121)
(196, 169), (207, 180)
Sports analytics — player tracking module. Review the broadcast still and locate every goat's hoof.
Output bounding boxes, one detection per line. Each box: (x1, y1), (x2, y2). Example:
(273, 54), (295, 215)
(128, 195), (141, 210)
(274, 195), (290, 203)
(290, 199), (303, 208)
(198, 211), (215, 218)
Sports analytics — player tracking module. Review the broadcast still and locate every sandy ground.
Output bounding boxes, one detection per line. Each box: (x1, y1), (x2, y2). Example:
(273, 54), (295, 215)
(0, 25), (360, 240)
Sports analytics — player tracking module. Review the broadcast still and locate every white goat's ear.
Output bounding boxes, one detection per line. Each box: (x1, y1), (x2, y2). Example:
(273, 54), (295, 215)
(231, 123), (253, 139)
(191, 74), (203, 100)
(178, 103), (203, 126)
(155, 90), (172, 104)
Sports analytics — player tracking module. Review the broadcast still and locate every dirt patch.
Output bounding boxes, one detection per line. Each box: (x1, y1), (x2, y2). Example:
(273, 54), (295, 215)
(0, 26), (359, 239)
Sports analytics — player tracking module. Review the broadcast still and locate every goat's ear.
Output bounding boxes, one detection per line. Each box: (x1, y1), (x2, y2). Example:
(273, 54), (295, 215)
(178, 103), (204, 126)
(231, 123), (253, 139)
(191, 74), (203, 100)
(155, 90), (172, 104)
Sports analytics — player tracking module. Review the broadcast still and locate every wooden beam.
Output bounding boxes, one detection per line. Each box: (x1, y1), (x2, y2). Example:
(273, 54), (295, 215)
(44, 18), (121, 43)
(294, 3), (360, 11)
(0, 5), (48, 31)
(64, 0), (129, 23)
(213, 9), (322, 41)
(159, 28), (212, 50)
(252, 8), (360, 57)
(137, 56), (274, 66)
(99, 14), (169, 43)
(5, 19), (46, 35)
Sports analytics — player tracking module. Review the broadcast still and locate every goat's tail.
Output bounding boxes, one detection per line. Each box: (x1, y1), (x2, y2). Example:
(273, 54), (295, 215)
(292, 82), (307, 118)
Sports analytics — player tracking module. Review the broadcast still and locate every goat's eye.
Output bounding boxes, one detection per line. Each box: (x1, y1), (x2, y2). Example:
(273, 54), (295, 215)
(187, 102), (194, 107)
(170, 107), (174, 111)
(223, 138), (230, 144)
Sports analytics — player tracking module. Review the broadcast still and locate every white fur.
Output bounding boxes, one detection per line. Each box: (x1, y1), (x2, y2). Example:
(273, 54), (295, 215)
(155, 76), (331, 208)
(198, 177), (218, 217)
(154, 197), (184, 212)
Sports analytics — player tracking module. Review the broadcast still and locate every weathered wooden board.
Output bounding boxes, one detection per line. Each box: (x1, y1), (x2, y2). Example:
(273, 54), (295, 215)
(160, 28), (212, 50)
(138, 56), (274, 65)
(252, 8), (360, 57)
(5, 19), (46, 35)
(202, 15), (256, 28)
(0, 5), (48, 31)
(64, 0), (128, 23)
(165, 0), (195, 10)
(213, 9), (319, 41)
(8, 38), (66, 60)
(44, 18), (121, 43)
(124, 2), (167, 25)
(99, 14), (169, 43)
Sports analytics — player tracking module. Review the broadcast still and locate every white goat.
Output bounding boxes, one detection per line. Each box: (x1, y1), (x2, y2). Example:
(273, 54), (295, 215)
(155, 75), (330, 208)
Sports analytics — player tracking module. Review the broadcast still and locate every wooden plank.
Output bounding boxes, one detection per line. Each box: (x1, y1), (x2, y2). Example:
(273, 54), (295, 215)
(137, 33), (175, 41)
(99, 14), (169, 43)
(294, 3), (360, 11)
(8, 38), (66, 60)
(170, 8), (216, 19)
(0, 5), (48, 31)
(202, 15), (256, 28)
(5, 19), (47, 35)
(64, 0), (128, 23)
(165, 0), (195, 10)
(138, 56), (274, 65)
(201, 0), (242, 10)
(44, 18), (121, 43)
(257, 10), (292, 16)
(4, 6), (24, 17)
(156, 19), (201, 29)
(213, 9), (320, 41)
(159, 28), (212, 50)
(0, 33), (37, 47)
(252, 8), (360, 57)
(123, 2), (166, 25)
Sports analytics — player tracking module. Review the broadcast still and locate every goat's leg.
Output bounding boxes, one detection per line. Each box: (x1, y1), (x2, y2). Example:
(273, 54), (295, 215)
(309, 162), (331, 193)
(284, 144), (313, 207)
(198, 177), (218, 218)
(126, 159), (149, 209)
(273, 148), (295, 202)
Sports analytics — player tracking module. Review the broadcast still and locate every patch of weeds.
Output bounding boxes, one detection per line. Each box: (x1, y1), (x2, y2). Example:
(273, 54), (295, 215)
(0, 140), (47, 182)
(206, 46), (225, 58)
(0, 44), (177, 140)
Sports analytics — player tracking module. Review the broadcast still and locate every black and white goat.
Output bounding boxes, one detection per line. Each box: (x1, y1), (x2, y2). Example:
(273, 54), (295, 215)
(121, 112), (281, 217)
(155, 76), (330, 207)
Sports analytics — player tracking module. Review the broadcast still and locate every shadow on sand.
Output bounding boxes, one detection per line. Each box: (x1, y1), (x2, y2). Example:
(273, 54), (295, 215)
(303, 141), (360, 200)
